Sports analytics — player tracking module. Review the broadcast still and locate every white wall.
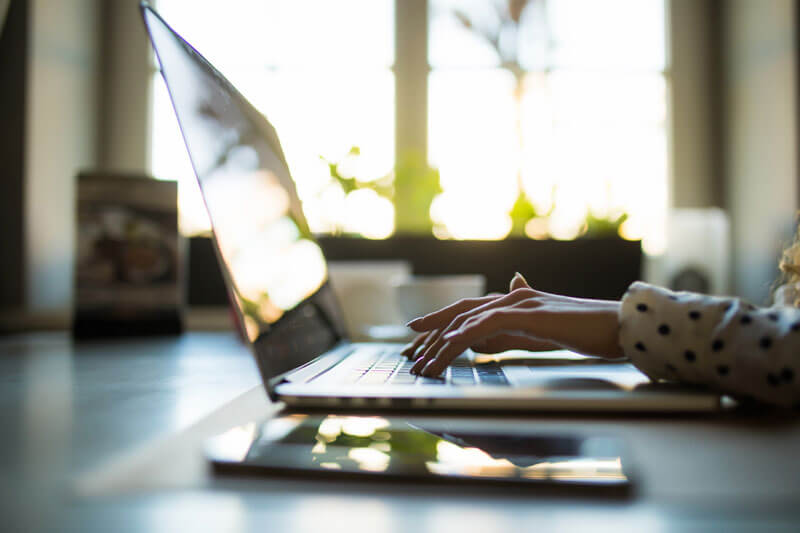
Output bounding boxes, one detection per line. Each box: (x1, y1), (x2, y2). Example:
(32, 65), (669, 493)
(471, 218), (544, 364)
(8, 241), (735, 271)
(98, 0), (151, 173)
(724, 0), (798, 303)
(669, 0), (720, 209)
(25, 0), (99, 312)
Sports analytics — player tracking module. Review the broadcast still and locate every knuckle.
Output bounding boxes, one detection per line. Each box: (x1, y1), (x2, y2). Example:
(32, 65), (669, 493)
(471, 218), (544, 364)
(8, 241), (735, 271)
(486, 308), (506, 320)
(450, 312), (472, 328)
(461, 315), (480, 330)
(508, 287), (534, 300)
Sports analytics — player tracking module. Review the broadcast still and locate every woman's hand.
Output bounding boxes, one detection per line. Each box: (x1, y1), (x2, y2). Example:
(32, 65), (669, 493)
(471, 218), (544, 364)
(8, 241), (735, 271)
(403, 273), (623, 378)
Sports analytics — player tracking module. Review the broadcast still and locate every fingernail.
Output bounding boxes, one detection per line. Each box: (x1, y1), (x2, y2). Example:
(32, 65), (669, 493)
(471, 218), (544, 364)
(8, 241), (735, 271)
(405, 318), (421, 327)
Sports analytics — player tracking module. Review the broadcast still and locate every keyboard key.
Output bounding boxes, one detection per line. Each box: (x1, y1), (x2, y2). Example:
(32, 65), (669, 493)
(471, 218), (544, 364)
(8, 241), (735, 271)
(417, 376), (446, 385)
(349, 349), (509, 387)
(479, 375), (509, 385)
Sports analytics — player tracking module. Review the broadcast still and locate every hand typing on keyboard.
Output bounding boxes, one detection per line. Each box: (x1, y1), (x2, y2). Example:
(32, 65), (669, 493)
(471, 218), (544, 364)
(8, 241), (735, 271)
(403, 272), (622, 378)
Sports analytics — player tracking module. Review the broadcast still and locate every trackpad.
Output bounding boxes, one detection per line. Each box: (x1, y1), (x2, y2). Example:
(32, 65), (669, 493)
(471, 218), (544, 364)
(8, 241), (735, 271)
(502, 363), (651, 391)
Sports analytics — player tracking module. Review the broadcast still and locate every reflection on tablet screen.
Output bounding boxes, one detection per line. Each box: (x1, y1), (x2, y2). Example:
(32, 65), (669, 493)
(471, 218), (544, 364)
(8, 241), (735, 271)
(207, 415), (630, 487)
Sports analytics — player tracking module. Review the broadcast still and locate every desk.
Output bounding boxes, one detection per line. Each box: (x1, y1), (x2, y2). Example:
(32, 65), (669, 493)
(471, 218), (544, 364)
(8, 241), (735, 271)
(1, 333), (799, 532)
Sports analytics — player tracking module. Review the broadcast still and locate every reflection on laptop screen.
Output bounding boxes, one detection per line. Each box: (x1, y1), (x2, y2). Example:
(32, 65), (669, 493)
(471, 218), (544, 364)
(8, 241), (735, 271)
(143, 6), (347, 390)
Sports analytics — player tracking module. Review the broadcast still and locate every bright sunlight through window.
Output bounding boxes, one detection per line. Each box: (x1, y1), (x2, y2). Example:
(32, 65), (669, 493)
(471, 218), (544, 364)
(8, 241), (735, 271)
(150, 0), (667, 253)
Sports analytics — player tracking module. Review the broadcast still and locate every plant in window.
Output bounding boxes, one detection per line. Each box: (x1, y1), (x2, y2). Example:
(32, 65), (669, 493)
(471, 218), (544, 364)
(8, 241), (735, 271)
(393, 151), (443, 235)
(321, 147), (442, 237)
(509, 188), (538, 237)
(582, 211), (629, 238)
(322, 146), (393, 200)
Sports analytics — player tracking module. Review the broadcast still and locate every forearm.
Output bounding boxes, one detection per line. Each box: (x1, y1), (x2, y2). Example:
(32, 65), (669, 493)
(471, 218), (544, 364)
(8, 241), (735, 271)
(534, 299), (623, 359)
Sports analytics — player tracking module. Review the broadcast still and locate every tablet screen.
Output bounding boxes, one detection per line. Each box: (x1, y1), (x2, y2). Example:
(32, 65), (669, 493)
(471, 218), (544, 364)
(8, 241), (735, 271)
(206, 414), (632, 489)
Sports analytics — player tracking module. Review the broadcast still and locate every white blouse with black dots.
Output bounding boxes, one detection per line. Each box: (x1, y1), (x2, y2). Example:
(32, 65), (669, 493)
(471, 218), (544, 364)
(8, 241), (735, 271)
(619, 281), (800, 407)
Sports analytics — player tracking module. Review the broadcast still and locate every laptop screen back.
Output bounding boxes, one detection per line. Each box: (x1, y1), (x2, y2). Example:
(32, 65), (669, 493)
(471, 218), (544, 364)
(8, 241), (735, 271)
(142, 5), (347, 392)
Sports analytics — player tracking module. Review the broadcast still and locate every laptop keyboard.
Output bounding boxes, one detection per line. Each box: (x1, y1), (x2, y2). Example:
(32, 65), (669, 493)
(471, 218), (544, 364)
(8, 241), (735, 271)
(346, 349), (509, 387)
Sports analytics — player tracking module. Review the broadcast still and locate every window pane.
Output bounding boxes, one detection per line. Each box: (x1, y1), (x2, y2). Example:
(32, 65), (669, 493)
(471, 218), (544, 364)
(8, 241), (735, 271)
(522, 121), (668, 247)
(233, 68), (395, 234)
(548, 0), (665, 70)
(545, 71), (666, 126)
(428, 0), (667, 249)
(150, 1), (395, 236)
(156, 0), (394, 68)
(429, 70), (519, 239)
(429, 0), (504, 68)
(429, 0), (664, 72)
(151, 77), (210, 235)
(520, 71), (667, 247)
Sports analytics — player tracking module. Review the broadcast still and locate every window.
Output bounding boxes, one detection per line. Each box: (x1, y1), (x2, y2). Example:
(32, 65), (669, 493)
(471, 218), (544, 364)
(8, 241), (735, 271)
(428, 0), (667, 250)
(150, 0), (395, 236)
(150, 0), (667, 252)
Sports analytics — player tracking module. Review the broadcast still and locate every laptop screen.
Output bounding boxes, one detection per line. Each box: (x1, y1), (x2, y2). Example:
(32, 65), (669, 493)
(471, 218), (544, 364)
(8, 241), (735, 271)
(142, 5), (347, 392)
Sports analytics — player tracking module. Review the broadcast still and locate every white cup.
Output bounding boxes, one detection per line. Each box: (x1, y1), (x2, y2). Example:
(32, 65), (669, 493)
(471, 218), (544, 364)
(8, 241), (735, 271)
(328, 261), (412, 339)
(392, 274), (486, 323)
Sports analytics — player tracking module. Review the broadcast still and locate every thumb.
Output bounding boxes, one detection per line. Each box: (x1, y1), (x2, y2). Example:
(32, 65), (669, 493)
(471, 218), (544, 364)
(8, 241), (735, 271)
(509, 272), (531, 291)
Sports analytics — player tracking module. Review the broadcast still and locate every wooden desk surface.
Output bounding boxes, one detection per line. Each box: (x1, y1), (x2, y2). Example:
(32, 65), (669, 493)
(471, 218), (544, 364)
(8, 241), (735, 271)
(1, 332), (798, 532)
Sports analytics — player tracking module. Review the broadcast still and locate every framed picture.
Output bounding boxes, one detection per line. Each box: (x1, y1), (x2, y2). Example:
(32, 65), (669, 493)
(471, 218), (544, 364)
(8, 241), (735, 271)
(73, 172), (182, 337)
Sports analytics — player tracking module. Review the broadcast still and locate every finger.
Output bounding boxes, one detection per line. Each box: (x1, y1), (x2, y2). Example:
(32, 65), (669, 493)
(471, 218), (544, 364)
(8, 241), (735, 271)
(412, 289), (538, 371)
(406, 294), (499, 332)
(417, 339), (464, 377)
(509, 272), (531, 292)
(410, 326), (457, 372)
(400, 331), (430, 358)
(410, 335), (440, 373)
(420, 307), (533, 377)
(446, 306), (534, 348)
(404, 329), (438, 360)
(413, 330), (440, 360)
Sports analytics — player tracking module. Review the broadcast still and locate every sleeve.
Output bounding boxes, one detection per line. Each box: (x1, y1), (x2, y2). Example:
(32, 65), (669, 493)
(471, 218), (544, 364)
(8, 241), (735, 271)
(618, 281), (800, 407)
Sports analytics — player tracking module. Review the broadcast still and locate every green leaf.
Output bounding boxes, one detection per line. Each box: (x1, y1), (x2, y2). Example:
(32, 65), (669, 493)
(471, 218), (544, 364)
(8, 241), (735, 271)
(509, 190), (537, 236)
(582, 212), (629, 238)
(393, 151), (443, 234)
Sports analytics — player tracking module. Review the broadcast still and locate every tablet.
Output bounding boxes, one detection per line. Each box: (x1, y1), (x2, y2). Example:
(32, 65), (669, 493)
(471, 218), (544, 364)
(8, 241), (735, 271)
(206, 414), (634, 494)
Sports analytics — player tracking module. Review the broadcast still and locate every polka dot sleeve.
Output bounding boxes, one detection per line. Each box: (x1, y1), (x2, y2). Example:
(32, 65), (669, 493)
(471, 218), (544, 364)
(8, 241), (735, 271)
(619, 281), (800, 407)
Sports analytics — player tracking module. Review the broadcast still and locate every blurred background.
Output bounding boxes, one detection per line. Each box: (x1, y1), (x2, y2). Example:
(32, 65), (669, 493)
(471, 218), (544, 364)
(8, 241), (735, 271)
(0, 0), (798, 329)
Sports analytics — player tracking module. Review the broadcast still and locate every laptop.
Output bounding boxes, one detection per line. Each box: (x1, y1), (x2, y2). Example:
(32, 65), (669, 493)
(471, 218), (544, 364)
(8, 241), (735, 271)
(141, 3), (723, 412)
